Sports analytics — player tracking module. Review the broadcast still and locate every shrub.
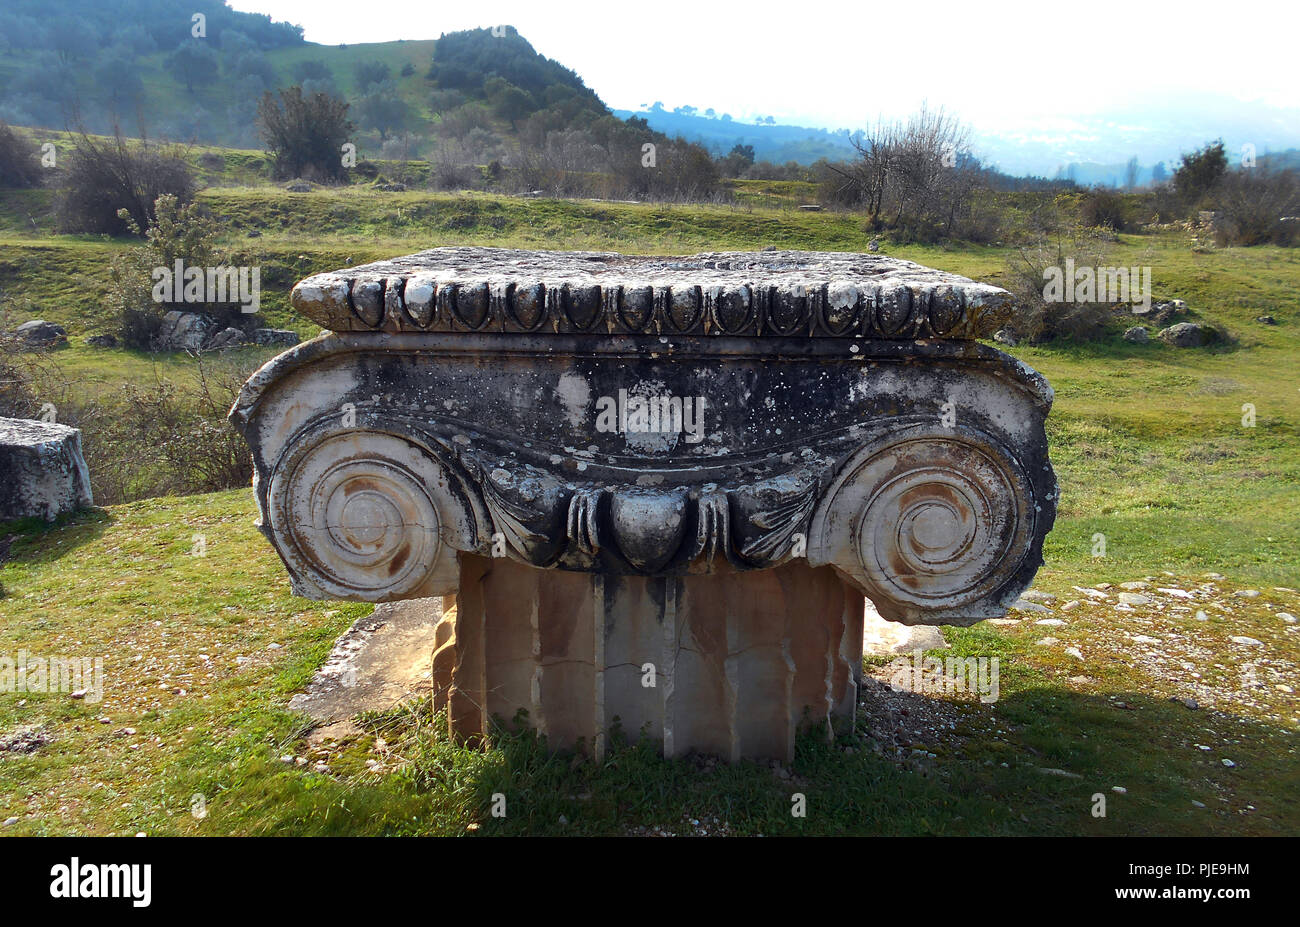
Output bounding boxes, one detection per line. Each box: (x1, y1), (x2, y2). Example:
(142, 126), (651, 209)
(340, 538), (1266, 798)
(55, 129), (196, 236)
(1004, 234), (1118, 342)
(1173, 140), (1228, 209)
(107, 194), (250, 349)
(1080, 188), (1129, 231)
(257, 86), (354, 183)
(1212, 168), (1299, 246)
(0, 122), (42, 188)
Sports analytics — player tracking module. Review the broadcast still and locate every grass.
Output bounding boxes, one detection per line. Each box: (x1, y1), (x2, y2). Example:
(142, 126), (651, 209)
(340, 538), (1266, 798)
(0, 151), (1297, 835)
(1, 492), (1294, 836)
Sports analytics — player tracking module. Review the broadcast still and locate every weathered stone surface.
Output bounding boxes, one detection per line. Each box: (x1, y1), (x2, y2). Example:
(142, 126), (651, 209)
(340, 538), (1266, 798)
(85, 333), (117, 348)
(289, 247), (1016, 340)
(250, 328), (299, 347)
(289, 597), (448, 722)
(10, 320), (67, 349)
(158, 310), (213, 352)
(1123, 325), (1149, 343)
(431, 555), (860, 762)
(0, 417), (93, 521)
(205, 327), (247, 350)
(234, 247), (1058, 760)
(1159, 321), (1215, 347)
(861, 598), (947, 655)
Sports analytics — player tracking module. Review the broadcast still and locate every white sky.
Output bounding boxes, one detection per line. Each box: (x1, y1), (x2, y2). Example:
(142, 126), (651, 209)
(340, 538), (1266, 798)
(229, 0), (1300, 132)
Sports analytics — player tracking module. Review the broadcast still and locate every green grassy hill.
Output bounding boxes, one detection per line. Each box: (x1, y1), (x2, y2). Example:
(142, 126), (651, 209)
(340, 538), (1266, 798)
(0, 132), (1297, 835)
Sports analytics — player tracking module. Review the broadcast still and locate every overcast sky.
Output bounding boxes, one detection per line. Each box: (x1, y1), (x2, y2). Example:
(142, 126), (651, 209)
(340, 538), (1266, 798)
(229, 0), (1299, 133)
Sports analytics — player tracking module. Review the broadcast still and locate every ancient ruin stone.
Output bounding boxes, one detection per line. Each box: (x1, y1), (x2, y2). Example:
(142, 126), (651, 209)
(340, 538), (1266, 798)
(234, 247), (1057, 761)
(0, 418), (93, 521)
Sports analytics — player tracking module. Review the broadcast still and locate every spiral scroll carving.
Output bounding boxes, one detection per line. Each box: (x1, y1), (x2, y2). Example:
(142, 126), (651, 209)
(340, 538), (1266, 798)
(267, 431), (454, 599)
(813, 429), (1035, 617)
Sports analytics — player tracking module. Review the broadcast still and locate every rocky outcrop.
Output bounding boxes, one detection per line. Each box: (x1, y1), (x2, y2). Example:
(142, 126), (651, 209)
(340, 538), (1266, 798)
(0, 418), (93, 521)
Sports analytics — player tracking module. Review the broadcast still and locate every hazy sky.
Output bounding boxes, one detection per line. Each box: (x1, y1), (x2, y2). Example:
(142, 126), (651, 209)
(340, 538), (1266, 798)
(229, 0), (1299, 132)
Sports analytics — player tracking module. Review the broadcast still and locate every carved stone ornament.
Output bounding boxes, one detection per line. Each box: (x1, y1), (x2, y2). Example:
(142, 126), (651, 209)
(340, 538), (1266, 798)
(233, 248), (1057, 761)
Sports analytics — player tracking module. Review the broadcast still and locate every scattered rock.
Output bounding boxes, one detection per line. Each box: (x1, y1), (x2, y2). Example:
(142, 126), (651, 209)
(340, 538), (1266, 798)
(1038, 767), (1083, 779)
(1279, 612), (1296, 624)
(1061, 600), (1080, 612)
(1012, 599), (1050, 613)
(1158, 322), (1215, 348)
(285, 179), (313, 193)
(1122, 325), (1149, 344)
(1117, 592), (1151, 606)
(1221, 758), (1236, 768)
(1230, 636), (1263, 647)
(1170, 696), (1199, 710)
(10, 319), (67, 349)
(1035, 618), (1066, 627)
(1233, 589), (1260, 598)
(204, 327), (247, 350)
(157, 311), (213, 352)
(1, 817), (16, 828)
(85, 334), (117, 348)
(1119, 581), (1150, 591)
(1255, 315), (1277, 325)
(1020, 589), (1056, 605)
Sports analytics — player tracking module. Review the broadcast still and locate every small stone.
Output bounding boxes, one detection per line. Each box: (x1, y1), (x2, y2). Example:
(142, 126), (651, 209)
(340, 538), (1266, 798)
(69, 689), (86, 699)
(1036, 636), (1059, 646)
(1111, 786), (1127, 794)
(1034, 618), (1066, 626)
(1020, 590), (1056, 604)
(1012, 599), (1050, 613)
(1119, 581), (1150, 591)
(279, 755), (294, 764)
(1192, 800), (1206, 808)
(1122, 325), (1149, 344)
(1038, 767), (1083, 779)
(1221, 758), (1236, 768)
(1203, 573), (1225, 580)
(1276, 685), (1293, 693)
(1171, 696), (1199, 710)
(558, 814), (569, 825)
(1158, 322), (1215, 347)
(1230, 636), (1263, 647)
(1157, 587), (1192, 599)
(1278, 612), (1296, 624)
(1234, 589), (1260, 598)
(1065, 647), (1084, 660)
(1117, 592), (1151, 606)
(2, 817), (17, 827)
(1195, 610), (1208, 621)
(1061, 600), (1080, 611)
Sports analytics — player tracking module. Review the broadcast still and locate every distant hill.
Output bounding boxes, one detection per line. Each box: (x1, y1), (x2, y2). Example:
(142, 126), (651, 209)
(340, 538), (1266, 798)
(613, 105), (856, 165)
